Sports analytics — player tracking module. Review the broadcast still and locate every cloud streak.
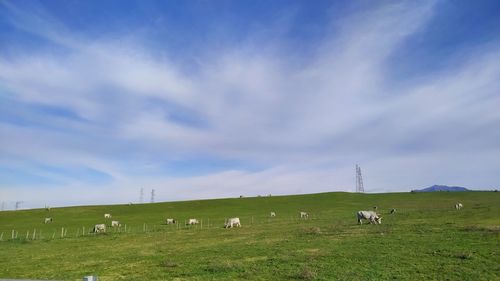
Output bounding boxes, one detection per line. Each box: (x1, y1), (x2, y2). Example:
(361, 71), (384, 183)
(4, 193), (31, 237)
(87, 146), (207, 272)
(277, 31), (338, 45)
(1, 1), (499, 209)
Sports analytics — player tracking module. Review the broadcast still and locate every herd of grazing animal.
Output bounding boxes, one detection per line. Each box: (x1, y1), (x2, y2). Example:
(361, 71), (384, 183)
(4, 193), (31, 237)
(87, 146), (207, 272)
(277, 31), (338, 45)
(90, 214), (121, 233)
(355, 202), (464, 225)
(38, 201), (466, 235)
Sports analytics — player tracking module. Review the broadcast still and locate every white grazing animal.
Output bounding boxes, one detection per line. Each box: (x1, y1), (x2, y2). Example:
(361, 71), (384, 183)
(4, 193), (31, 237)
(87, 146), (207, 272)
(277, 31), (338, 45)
(357, 211), (382, 225)
(93, 224), (106, 233)
(224, 217), (241, 228)
(300, 212), (309, 219)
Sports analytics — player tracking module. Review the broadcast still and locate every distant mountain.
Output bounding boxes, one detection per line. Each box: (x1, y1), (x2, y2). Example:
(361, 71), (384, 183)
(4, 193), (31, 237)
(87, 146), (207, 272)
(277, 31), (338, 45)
(412, 185), (470, 192)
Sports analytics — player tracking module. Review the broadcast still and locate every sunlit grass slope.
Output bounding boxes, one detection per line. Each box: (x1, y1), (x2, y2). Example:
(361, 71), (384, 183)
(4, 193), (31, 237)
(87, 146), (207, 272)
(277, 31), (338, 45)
(0, 191), (499, 280)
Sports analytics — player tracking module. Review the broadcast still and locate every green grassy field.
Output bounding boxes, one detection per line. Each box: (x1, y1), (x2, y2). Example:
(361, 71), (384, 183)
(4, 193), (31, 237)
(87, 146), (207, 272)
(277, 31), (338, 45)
(0, 191), (499, 280)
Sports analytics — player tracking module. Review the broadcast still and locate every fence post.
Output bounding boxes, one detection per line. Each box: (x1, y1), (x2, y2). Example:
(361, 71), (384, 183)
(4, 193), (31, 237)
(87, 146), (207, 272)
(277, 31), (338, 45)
(32, 229), (36, 240)
(64, 228), (67, 237)
(26, 230), (29, 240)
(52, 231), (56, 239)
(61, 227), (64, 238)
(11, 230), (14, 239)
(0, 232), (3, 241)
(83, 226), (85, 236)
(201, 219), (203, 229)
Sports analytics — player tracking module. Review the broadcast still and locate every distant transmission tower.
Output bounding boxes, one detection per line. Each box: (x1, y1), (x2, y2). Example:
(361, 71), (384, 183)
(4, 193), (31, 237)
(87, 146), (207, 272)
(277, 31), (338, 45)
(15, 201), (24, 210)
(150, 189), (155, 203)
(140, 188), (144, 203)
(356, 164), (364, 193)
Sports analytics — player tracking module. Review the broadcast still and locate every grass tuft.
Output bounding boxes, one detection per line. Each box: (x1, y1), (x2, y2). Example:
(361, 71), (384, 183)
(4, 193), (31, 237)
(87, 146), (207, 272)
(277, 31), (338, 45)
(161, 259), (179, 269)
(204, 261), (237, 273)
(296, 266), (317, 280)
(455, 252), (473, 260)
(303, 227), (321, 235)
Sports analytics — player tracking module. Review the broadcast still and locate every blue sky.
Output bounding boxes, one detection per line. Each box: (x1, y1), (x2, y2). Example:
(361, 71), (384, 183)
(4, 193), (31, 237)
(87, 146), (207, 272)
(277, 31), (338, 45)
(1, 0), (500, 209)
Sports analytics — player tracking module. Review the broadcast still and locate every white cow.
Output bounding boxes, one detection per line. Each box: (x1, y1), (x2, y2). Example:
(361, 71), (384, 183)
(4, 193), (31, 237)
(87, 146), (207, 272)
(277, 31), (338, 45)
(390, 208), (396, 214)
(104, 213), (112, 218)
(224, 217), (241, 228)
(111, 220), (121, 227)
(455, 203), (463, 210)
(44, 217), (53, 224)
(187, 218), (199, 225)
(166, 218), (176, 224)
(357, 211), (382, 224)
(300, 212), (309, 219)
(93, 224), (106, 233)
(270, 212), (276, 217)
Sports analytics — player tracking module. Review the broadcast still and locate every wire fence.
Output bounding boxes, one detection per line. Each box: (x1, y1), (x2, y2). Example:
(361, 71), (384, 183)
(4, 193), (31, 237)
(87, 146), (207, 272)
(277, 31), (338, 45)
(0, 211), (330, 243)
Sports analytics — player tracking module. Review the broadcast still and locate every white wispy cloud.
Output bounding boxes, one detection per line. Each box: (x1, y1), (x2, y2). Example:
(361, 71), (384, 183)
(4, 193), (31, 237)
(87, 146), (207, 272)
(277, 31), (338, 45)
(1, 1), (499, 208)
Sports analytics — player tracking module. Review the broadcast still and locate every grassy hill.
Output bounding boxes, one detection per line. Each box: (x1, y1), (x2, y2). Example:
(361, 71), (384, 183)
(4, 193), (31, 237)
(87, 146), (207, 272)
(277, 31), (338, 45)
(0, 191), (499, 280)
